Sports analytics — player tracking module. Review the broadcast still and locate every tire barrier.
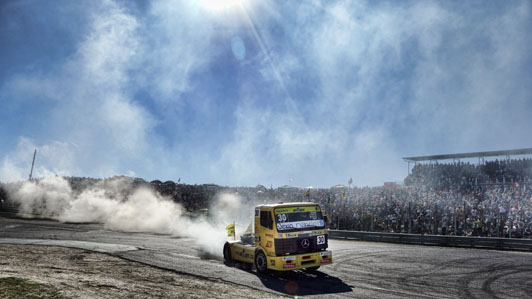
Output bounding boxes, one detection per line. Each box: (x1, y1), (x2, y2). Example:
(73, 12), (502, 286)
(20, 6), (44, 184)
(328, 230), (532, 252)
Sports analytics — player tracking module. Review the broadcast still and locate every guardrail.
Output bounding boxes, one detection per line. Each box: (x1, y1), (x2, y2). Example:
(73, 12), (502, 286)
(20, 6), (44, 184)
(328, 230), (532, 252)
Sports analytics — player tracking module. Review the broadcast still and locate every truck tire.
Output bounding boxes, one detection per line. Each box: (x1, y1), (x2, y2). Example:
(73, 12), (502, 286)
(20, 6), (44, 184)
(223, 243), (233, 265)
(254, 250), (268, 273)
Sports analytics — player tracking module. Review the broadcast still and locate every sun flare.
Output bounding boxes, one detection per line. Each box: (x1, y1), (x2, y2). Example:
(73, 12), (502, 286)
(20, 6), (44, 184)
(200, 0), (244, 11)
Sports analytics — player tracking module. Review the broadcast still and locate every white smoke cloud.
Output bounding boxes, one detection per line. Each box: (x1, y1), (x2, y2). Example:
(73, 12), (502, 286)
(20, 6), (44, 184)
(5, 176), (255, 257)
(8, 176), (72, 218)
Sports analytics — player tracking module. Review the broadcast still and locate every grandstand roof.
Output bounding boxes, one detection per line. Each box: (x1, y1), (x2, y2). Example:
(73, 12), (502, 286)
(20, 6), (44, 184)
(403, 148), (532, 162)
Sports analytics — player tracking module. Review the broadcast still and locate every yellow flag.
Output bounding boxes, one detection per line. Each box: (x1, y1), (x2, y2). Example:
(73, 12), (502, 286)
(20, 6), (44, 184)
(226, 223), (235, 237)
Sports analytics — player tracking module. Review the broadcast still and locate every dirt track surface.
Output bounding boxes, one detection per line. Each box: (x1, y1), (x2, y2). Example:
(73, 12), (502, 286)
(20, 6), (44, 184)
(2, 216), (532, 298)
(0, 244), (279, 298)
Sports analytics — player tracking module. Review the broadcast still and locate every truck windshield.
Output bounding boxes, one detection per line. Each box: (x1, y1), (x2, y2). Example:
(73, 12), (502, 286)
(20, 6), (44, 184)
(274, 206), (325, 232)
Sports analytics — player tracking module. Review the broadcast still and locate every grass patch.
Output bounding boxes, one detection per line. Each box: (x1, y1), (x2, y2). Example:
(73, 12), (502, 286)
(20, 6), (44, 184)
(0, 277), (67, 299)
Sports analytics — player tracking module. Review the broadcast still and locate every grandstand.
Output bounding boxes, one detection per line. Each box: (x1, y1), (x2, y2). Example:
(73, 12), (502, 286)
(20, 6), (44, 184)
(403, 148), (532, 172)
(404, 148), (532, 162)
(403, 148), (532, 188)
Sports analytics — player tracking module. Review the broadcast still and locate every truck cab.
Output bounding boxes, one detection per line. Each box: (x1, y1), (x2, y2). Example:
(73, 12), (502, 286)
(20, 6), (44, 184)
(223, 202), (332, 272)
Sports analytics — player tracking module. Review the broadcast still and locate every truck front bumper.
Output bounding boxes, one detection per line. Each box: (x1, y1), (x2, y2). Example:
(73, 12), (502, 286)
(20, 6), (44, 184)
(267, 250), (332, 271)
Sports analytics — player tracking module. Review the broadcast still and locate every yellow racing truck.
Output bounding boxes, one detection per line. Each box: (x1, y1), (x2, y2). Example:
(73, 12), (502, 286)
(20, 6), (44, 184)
(223, 202), (332, 273)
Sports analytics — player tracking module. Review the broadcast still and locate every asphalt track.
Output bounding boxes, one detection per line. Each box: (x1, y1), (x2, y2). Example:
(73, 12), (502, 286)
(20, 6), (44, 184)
(1, 215), (531, 298)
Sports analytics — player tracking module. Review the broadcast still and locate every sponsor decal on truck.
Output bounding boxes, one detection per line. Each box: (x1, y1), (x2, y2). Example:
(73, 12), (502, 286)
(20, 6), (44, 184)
(283, 264), (296, 268)
(276, 220), (324, 230)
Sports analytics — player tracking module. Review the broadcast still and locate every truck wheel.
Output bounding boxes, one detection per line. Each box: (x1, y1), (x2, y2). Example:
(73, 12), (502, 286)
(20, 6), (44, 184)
(304, 266), (320, 272)
(223, 243), (233, 265)
(254, 250), (268, 273)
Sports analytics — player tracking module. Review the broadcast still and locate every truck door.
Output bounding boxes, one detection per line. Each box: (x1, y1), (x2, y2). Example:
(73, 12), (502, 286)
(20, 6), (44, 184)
(259, 209), (275, 255)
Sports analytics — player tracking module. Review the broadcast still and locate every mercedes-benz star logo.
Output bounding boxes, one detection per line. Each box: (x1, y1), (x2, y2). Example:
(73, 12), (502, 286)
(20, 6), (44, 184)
(301, 239), (310, 248)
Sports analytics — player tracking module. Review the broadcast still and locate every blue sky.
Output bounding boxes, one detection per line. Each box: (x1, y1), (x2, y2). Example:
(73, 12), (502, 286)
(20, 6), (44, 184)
(1, 0), (531, 187)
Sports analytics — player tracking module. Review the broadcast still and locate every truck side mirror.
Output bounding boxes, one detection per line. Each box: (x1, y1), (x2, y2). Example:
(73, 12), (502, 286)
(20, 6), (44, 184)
(268, 212), (274, 230)
(324, 215), (328, 224)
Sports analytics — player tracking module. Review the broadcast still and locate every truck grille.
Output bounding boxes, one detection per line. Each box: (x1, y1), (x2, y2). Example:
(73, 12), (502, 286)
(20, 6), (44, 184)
(274, 235), (328, 255)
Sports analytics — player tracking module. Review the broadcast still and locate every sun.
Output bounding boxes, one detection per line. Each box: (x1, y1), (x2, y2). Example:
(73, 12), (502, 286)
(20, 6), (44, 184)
(199, 0), (244, 11)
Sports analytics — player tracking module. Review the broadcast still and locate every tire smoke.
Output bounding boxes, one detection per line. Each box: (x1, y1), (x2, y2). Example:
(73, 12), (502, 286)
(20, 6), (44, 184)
(5, 176), (256, 257)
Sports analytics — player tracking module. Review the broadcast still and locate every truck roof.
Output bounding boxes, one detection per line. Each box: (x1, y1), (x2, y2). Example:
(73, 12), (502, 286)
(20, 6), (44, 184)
(256, 202), (319, 209)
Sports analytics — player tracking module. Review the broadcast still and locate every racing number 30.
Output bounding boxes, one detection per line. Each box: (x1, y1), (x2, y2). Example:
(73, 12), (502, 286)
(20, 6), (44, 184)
(277, 214), (287, 222)
(317, 235), (325, 245)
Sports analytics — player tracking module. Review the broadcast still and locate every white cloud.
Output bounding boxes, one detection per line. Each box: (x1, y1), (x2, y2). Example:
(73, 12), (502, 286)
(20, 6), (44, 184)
(215, 0), (532, 187)
(0, 137), (77, 182)
(140, 1), (216, 103)
(1, 0), (530, 187)
(0, 0), (233, 183)
(0, 0), (156, 180)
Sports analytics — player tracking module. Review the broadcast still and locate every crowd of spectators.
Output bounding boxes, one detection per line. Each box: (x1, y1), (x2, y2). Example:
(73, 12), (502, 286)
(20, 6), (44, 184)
(307, 158), (532, 239)
(306, 184), (532, 239)
(404, 159), (532, 190)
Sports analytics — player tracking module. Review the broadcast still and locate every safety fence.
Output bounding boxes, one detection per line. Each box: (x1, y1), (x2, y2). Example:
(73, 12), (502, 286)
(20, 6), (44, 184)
(328, 230), (532, 252)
